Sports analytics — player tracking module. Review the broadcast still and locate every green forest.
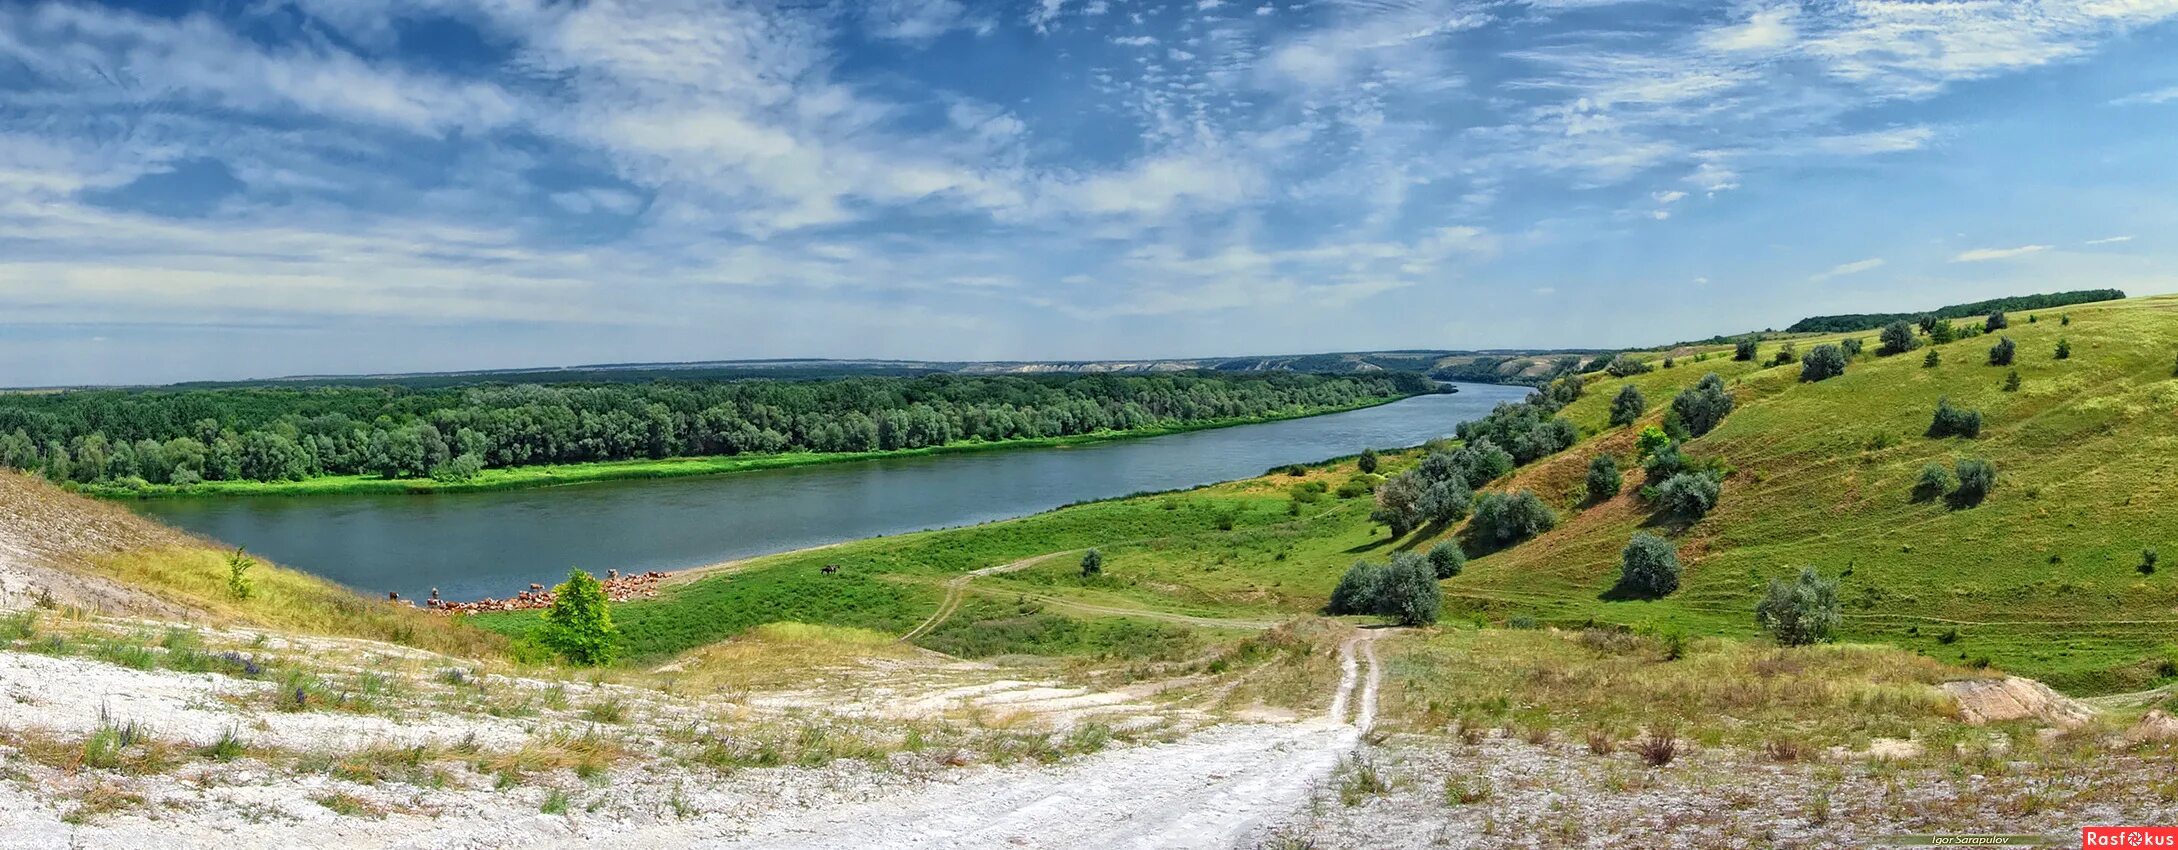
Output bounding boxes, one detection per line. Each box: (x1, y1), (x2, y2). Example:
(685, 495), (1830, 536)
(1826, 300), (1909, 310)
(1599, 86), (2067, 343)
(1784, 289), (2123, 333)
(0, 372), (1434, 488)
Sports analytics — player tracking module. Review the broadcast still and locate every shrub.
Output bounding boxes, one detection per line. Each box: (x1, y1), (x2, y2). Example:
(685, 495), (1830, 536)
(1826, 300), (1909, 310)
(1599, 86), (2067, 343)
(2055, 338), (2072, 360)
(1733, 338), (1758, 361)
(1840, 337), (1864, 356)
(1605, 355), (1651, 377)
(1585, 454), (1622, 503)
(1080, 548), (1103, 577)
(2140, 548), (2159, 576)
(1616, 532), (1681, 598)
(1370, 472), (1427, 536)
(1756, 567), (1841, 646)
(1929, 319), (1957, 344)
(1635, 729), (1679, 766)
(1799, 344), (1847, 382)
(226, 548), (256, 601)
(1426, 542), (1466, 579)
(1608, 384), (1647, 428)
(1987, 336), (2015, 366)
(1634, 426), (1671, 460)
(1377, 553), (1442, 626)
(1984, 311), (2008, 331)
(1911, 463), (1951, 502)
(1670, 373), (1734, 437)
(1449, 439), (1516, 487)
(1771, 342), (1797, 367)
(2003, 370), (2021, 392)
(1326, 561), (1388, 616)
(1470, 490), (1556, 548)
(1356, 448), (1378, 474)
(1878, 321), (1918, 355)
(1335, 474), (1380, 499)
(431, 453), (484, 483)
(1926, 397), (1983, 438)
(1654, 472), (1721, 521)
(1951, 458), (1996, 507)
(1420, 477), (1473, 525)
(1923, 349), (1940, 368)
(2061, 313), (2070, 326)
(1641, 441), (1687, 482)
(539, 569), (619, 666)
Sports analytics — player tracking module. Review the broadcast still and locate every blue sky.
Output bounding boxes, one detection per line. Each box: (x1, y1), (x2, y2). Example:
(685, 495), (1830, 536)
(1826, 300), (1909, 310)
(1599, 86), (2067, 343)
(3, 0), (2177, 385)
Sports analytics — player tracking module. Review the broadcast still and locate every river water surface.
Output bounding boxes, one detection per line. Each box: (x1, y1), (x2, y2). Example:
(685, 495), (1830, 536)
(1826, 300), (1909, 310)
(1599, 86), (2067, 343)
(133, 382), (1531, 600)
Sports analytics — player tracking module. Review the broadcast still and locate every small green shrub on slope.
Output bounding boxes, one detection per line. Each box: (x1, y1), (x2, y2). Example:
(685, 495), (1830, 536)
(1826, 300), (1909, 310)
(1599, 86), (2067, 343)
(1470, 490), (1557, 550)
(1670, 374), (1734, 438)
(1756, 568), (1841, 646)
(1616, 533), (1681, 599)
(540, 569), (619, 667)
(1609, 385), (1647, 428)
(1585, 454), (1622, 504)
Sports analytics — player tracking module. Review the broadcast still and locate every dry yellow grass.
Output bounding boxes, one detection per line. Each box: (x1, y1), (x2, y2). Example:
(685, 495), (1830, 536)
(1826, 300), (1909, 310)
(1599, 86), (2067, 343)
(1, 470), (504, 659)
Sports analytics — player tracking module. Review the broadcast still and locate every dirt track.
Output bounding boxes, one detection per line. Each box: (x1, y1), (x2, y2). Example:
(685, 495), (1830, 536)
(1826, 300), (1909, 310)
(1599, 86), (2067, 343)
(617, 630), (1386, 850)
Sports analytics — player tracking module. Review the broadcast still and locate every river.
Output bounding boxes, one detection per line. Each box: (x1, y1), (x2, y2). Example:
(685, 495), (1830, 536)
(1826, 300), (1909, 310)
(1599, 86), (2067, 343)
(132, 382), (1532, 601)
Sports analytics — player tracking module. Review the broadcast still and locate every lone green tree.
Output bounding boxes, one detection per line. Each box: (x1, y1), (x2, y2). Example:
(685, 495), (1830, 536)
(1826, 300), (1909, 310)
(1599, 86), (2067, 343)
(2055, 338), (2072, 360)
(1733, 338), (1758, 361)
(1878, 321), (1919, 356)
(1984, 311), (2008, 332)
(1357, 448), (1378, 474)
(1755, 567), (1841, 646)
(1799, 344), (1847, 382)
(1326, 561), (1388, 615)
(1425, 541), (1466, 579)
(1609, 384), (1647, 428)
(1988, 336), (2015, 366)
(1923, 348), (1941, 368)
(1616, 532), (1681, 598)
(1080, 548), (1103, 577)
(1377, 552), (1443, 626)
(1585, 454), (1622, 503)
(539, 568), (619, 666)
(1670, 373), (1735, 437)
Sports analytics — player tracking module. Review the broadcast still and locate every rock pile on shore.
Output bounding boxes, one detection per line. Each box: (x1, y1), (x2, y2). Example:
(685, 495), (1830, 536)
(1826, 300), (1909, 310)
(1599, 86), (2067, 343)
(417, 569), (670, 614)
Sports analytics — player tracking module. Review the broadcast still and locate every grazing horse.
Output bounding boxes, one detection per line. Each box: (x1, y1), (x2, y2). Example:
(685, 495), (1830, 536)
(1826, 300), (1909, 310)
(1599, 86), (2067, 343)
(821, 563), (840, 575)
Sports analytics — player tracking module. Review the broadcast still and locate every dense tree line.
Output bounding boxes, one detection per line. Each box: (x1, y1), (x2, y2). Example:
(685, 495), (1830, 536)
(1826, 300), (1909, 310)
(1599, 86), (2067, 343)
(1785, 289), (2123, 333)
(0, 372), (1432, 487)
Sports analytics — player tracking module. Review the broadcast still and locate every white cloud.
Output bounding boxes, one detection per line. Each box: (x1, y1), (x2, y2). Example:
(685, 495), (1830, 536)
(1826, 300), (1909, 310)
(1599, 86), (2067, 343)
(1652, 190), (1687, 204)
(1685, 159), (1740, 195)
(1805, 126), (1936, 155)
(1702, 6), (1797, 53)
(2112, 86), (2178, 105)
(1952, 245), (2052, 263)
(1810, 257), (1886, 282)
(2084, 235), (2135, 245)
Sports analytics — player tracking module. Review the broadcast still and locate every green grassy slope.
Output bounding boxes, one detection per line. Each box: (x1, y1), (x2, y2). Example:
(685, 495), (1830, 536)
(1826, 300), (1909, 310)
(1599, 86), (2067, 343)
(1449, 296), (2178, 693)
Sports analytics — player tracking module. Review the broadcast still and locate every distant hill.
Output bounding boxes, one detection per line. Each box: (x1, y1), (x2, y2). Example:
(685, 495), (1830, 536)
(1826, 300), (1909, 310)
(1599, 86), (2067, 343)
(165, 349), (1609, 390)
(1786, 289), (2125, 333)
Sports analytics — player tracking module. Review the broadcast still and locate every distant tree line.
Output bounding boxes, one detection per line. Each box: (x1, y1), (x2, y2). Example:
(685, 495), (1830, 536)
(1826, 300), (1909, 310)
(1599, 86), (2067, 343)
(1784, 289), (2123, 334)
(0, 372), (1433, 487)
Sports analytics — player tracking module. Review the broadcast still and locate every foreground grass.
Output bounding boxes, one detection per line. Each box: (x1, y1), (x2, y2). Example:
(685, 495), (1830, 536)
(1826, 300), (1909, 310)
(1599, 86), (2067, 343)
(1376, 625), (1977, 751)
(81, 396), (1414, 500)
